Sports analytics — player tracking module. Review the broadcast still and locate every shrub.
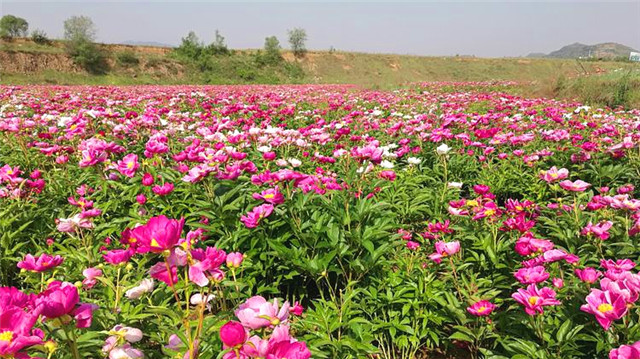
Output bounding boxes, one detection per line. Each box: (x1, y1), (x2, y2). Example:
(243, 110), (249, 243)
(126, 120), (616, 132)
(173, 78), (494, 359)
(116, 51), (140, 67)
(0, 14), (28, 39)
(30, 29), (50, 45)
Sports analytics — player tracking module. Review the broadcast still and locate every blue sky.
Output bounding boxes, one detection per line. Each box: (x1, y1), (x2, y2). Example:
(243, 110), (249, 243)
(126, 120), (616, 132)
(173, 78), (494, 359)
(1, 0), (639, 57)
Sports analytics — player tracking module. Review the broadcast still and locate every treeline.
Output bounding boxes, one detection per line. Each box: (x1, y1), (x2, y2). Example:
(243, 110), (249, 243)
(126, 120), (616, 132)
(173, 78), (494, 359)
(0, 14), (310, 79)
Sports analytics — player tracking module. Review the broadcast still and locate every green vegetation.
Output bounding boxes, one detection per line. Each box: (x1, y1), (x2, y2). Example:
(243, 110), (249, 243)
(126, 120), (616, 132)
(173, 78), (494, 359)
(63, 15), (109, 74)
(0, 15), (28, 39)
(288, 27), (307, 58)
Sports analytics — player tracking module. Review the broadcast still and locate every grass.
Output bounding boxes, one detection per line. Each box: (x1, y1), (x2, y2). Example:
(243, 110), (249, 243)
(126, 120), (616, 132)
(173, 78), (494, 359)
(1, 38), (639, 108)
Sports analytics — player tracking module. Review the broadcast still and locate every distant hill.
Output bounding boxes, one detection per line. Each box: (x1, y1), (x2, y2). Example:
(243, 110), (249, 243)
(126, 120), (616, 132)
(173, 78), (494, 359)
(528, 42), (637, 59)
(120, 40), (174, 48)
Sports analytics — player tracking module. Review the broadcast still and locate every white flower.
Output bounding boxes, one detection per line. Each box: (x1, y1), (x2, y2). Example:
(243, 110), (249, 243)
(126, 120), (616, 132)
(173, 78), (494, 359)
(257, 145), (272, 153)
(333, 149), (347, 157)
(407, 157), (421, 165)
(190, 293), (215, 305)
(436, 144), (451, 155)
(371, 109), (383, 116)
(448, 182), (463, 189)
(380, 160), (395, 169)
(125, 279), (154, 299)
(288, 158), (302, 167)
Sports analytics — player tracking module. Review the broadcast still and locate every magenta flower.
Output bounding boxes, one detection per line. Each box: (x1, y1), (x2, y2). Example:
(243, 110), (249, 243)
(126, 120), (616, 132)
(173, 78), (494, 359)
(582, 221), (613, 240)
(252, 188), (285, 205)
(130, 215), (184, 254)
(240, 204), (274, 228)
(559, 179), (591, 192)
(0, 307), (42, 357)
(511, 284), (561, 316)
(580, 289), (628, 330)
(17, 253), (64, 273)
(575, 267), (602, 284)
(466, 300), (496, 317)
(152, 182), (174, 196)
(219, 321), (247, 349)
(610, 341), (640, 359)
(103, 249), (134, 265)
(188, 247), (227, 287)
(82, 267), (103, 289)
(117, 154), (140, 178)
(73, 303), (98, 328)
(141, 173), (154, 186)
(36, 281), (80, 319)
(514, 266), (550, 284)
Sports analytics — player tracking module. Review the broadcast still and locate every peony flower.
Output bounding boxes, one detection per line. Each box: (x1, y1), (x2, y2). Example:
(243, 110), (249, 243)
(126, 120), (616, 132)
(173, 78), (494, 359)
(129, 215), (184, 254)
(125, 279), (154, 300)
(539, 166), (569, 183)
(17, 253), (64, 273)
(240, 204), (274, 228)
(226, 252), (244, 268)
(103, 249), (134, 265)
(219, 321), (247, 349)
(580, 289), (628, 330)
(252, 188), (285, 205)
(610, 341), (640, 359)
(511, 284), (561, 316)
(235, 296), (290, 329)
(559, 180), (591, 192)
(117, 154), (140, 178)
(514, 266), (550, 284)
(37, 281), (80, 319)
(436, 144), (451, 155)
(466, 300), (496, 316)
(575, 267), (602, 284)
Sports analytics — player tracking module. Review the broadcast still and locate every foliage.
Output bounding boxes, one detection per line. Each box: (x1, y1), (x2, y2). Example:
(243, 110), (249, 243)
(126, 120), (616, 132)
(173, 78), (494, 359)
(116, 50), (140, 67)
(288, 27), (307, 58)
(0, 14), (29, 39)
(30, 29), (51, 45)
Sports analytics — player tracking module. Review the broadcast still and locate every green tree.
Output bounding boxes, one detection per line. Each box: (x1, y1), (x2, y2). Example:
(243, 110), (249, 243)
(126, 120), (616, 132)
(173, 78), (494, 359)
(63, 15), (107, 74)
(176, 31), (203, 59)
(63, 15), (96, 42)
(263, 35), (282, 64)
(0, 15), (29, 39)
(208, 29), (229, 55)
(287, 27), (307, 58)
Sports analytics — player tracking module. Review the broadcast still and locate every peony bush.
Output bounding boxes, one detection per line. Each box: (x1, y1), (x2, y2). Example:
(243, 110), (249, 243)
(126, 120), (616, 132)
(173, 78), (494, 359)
(1, 82), (640, 358)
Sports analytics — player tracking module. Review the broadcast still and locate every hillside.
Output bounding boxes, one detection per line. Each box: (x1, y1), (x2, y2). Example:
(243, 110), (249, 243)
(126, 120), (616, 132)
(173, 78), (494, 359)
(1, 38), (633, 88)
(529, 42), (637, 59)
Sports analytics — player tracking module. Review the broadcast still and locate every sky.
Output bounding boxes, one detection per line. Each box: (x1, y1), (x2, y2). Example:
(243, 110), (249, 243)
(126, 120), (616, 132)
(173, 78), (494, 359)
(1, 0), (639, 57)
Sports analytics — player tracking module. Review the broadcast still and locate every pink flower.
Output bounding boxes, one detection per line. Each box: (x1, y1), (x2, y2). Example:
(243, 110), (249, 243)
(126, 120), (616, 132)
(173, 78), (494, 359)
(0, 306), (42, 357)
(152, 182), (174, 196)
(130, 215), (185, 254)
(37, 281), (79, 318)
(241, 204), (274, 228)
(17, 253), (64, 273)
(267, 341), (311, 359)
(610, 341), (640, 359)
(511, 284), (561, 315)
(540, 166), (569, 183)
(514, 266), (550, 284)
(466, 300), (496, 316)
(235, 296), (290, 329)
(73, 303), (98, 328)
(580, 289), (628, 330)
(252, 188), (285, 205)
(559, 180), (591, 192)
(290, 302), (304, 316)
(136, 194), (146, 205)
(219, 321), (247, 349)
(103, 249), (134, 265)
(575, 267), (602, 284)
(428, 240), (460, 263)
(141, 173), (154, 186)
(552, 278), (564, 289)
(379, 170), (396, 181)
(582, 221), (613, 240)
(226, 252), (244, 268)
(82, 267), (103, 289)
(117, 154), (140, 178)
(406, 241), (420, 250)
(514, 233), (554, 256)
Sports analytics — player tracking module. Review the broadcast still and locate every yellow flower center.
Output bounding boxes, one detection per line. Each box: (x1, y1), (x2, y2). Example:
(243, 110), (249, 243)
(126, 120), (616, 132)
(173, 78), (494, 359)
(6, 170), (13, 175)
(466, 200), (479, 207)
(0, 330), (13, 343)
(550, 173), (558, 178)
(70, 124), (77, 130)
(485, 209), (496, 216)
(478, 306), (486, 313)
(127, 162), (134, 169)
(598, 303), (613, 313)
(150, 238), (160, 248)
(528, 296), (540, 305)
(264, 194), (275, 199)
(78, 201), (85, 207)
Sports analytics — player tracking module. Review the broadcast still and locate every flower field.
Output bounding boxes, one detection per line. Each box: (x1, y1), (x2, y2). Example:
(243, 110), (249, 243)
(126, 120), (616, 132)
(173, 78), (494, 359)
(2, 83), (640, 359)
